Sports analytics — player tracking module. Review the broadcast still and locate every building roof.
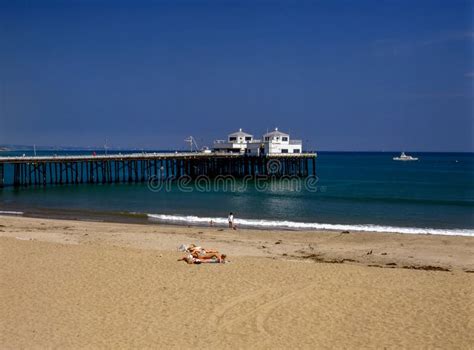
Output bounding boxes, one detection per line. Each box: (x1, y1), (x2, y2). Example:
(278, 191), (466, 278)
(228, 128), (253, 137)
(263, 127), (289, 138)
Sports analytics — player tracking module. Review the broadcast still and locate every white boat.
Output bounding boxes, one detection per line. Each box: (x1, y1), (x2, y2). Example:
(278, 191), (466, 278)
(393, 152), (418, 161)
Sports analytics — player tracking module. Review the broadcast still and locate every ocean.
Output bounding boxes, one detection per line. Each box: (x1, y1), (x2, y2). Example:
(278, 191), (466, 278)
(0, 151), (473, 236)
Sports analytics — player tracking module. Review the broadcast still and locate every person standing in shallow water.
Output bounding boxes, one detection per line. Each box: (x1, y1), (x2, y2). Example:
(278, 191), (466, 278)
(228, 212), (235, 229)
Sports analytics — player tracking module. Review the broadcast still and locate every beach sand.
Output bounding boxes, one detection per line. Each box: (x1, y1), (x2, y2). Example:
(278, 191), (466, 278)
(0, 215), (473, 348)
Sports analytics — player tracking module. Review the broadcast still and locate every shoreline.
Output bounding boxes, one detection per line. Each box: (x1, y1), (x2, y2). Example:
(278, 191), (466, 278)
(1, 206), (473, 237)
(1, 214), (473, 272)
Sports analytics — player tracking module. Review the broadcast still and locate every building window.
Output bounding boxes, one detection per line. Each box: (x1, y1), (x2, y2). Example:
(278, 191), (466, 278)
(264, 137), (270, 141)
(245, 136), (252, 141)
(281, 149), (288, 153)
(282, 137), (288, 141)
(229, 137), (237, 141)
(293, 149), (300, 153)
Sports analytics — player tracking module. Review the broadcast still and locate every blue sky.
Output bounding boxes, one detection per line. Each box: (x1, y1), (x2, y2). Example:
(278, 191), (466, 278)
(0, 0), (472, 151)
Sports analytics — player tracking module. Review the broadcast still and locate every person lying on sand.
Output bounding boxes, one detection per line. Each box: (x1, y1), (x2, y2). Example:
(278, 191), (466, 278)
(187, 245), (219, 255)
(178, 253), (227, 264)
(190, 251), (223, 260)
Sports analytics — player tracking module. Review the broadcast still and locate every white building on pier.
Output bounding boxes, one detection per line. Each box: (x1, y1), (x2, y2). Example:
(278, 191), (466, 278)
(213, 128), (302, 155)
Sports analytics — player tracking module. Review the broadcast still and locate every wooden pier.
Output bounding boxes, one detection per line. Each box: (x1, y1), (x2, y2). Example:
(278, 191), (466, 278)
(0, 152), (316, 188)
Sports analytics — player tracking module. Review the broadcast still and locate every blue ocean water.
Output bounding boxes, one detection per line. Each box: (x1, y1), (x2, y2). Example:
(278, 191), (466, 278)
(0, 151), (473, 235)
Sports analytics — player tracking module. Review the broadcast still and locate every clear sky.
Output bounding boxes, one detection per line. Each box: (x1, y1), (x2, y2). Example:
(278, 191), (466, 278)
(1, 0), (473, 151)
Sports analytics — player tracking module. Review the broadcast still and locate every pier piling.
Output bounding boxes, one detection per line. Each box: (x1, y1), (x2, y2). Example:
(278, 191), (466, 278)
(1, 152), (317, 188)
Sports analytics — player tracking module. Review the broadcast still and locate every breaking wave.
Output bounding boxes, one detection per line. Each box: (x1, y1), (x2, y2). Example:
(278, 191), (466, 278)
(147, 213), (474, 237)
(0, 210), (24, 215)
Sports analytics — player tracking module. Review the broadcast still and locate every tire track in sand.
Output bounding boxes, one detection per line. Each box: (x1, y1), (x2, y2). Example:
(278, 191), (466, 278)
(208, 282), (319, 340)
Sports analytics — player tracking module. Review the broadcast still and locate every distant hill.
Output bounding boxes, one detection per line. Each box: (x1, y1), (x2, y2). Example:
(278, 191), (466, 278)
(0, 144), (99, 151)
(0, 144), (36, 151)
(0, 145), (172, 152)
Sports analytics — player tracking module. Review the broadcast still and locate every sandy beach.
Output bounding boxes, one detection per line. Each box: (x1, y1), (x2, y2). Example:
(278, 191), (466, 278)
(0, 214), (473, 348)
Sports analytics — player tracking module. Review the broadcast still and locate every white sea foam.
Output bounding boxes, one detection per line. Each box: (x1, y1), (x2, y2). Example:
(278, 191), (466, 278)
(147, 213), (474, 237)
(0, 210), (24, 216)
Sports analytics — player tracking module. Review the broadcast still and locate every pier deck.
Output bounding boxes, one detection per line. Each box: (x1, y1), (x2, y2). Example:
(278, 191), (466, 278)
(0, 152), (316, 188)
